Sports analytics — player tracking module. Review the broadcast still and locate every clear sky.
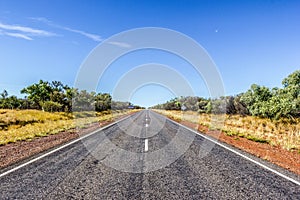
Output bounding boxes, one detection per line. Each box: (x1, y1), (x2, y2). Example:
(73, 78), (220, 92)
(0, 0), (299, 107)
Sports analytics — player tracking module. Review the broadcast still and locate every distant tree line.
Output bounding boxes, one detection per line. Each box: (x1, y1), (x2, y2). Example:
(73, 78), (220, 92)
(151, 70), (300, 119)
(0, 80), (143, 112)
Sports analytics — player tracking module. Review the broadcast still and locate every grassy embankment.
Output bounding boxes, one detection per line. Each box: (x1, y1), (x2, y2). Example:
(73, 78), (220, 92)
(154, 110), (300, 151)
(0, 109), (138, 146)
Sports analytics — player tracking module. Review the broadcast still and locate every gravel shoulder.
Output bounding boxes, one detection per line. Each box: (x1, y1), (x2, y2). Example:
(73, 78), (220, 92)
(0, 114), (130, 171)
(167, 116), (300, 176)
(1, 110), (299, 199)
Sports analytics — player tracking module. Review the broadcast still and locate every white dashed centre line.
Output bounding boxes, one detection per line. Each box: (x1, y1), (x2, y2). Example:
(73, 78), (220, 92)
(145, 139), (148, 152)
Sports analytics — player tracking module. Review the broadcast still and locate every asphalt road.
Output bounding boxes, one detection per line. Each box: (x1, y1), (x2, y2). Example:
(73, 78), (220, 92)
(0, 110), (299, 199)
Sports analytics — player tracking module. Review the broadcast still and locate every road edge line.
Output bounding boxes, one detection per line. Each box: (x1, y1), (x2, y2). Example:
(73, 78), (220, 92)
(161, 113), (300, 186)
(0, 113), (135, 178)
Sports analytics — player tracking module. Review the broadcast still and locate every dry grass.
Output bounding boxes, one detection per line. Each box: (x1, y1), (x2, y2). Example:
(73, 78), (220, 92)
(153, 109), (300, 151)
(0, 109), (138, 145)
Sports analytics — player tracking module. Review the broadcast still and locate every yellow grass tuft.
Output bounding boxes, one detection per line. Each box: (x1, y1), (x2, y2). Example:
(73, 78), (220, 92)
(0, 109), (138, 145)
(153, 109), (300, 151)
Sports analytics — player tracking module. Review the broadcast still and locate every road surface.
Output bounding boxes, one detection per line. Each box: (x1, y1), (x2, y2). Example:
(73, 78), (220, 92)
(0, 110), (299, 199)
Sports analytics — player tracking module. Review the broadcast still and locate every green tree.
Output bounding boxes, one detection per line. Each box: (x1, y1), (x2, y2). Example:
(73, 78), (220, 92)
(21, 80), (52, 110)
(0, 90), (21, 109)
(197, 98), (209, 113)
(0, 90), (8, 99)
(233, 94), (249, 115)
(241, 84), (273, 117)
(72, 90), (95, 111)
(95, 93), (112, 111)
(241, 70), (300, 119)
(180, 96), (200, 111)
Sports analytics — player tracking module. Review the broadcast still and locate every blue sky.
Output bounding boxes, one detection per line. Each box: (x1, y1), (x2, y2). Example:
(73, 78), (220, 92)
(0, 0), (299, 107)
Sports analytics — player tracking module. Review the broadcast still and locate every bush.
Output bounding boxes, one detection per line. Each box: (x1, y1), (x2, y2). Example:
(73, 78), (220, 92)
(40, 101), (63, 112)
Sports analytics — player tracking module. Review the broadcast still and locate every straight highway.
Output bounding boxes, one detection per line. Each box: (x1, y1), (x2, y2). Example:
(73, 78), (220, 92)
(0, 110), (299, 199)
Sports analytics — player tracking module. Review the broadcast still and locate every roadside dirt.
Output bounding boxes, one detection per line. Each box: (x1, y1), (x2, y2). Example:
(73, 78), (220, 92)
(0, 116), (126, 170)
(1, 113), (299, 176)
(176, 119), (300, 176)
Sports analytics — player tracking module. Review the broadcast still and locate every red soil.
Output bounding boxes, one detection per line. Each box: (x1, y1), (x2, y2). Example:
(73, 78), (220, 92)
(178, 119), (300, 176)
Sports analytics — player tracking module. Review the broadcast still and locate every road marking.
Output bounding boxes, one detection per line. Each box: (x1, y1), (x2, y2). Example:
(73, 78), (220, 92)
(145, 124), (149, 127)
(145, 139), (148, 152)
(3, 110), (299, 187)
(0, 114), (135, 178)
(167, 114), (300, 186)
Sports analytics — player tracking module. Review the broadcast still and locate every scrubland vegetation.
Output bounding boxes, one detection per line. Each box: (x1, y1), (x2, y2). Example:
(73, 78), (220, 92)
(154, 110), (299, 151)
(152, 70), (300, 151)
(0, 70), (298, 150)
(0, 80), (142, 145)
(0, 109), (137, 145)
(0, 80), (143, 112)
